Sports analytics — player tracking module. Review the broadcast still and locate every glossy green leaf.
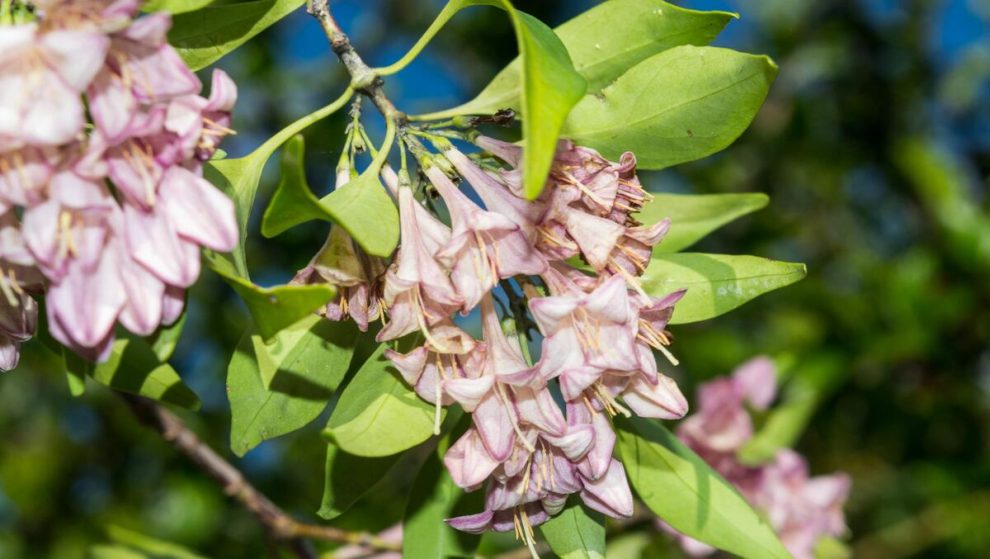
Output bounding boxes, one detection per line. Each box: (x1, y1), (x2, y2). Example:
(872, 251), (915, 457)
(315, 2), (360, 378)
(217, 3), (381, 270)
(641, 253), (806, 324)
(738, 354), (845, 465)
(147, 312), (187, 362)
(260, 135), (328, 238)
(228, 317), (358, 456)
(540, 500), (606, 559)
(616, 417), (793, 559)
(559, 0), (735, 93)
(563, 46), (777, 169)
(409, 1), (584, 199)
(90, 336), (200, 410)
(143, 0), (213, 14)
(263, 134), (400, 256)
(168, 0), (305, 71)
(203, 94), (353, 341)
(638, 192), (769, 253)
(318, 445), (402, 520)
(463, 2), (587, 199)
(402, 451), (483, 558)
(325, 342), (440, 457)
(420, 0), (730, 113)
(209, 256), (335, 341)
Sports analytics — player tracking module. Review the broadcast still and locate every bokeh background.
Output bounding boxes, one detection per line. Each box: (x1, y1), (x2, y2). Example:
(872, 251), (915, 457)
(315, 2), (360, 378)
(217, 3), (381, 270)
(2, 0), (989, 557)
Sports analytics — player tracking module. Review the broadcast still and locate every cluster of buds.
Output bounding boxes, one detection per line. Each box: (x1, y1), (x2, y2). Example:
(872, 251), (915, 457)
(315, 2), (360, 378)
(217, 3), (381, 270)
(300, 131), (690, 552)
(0, 0), (237, 366)
(664, 357), (851, 559)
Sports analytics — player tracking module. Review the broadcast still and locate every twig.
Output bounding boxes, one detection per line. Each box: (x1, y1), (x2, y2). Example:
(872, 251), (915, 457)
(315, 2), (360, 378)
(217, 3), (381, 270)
(122, 395), (401, 557)
(307, 0), (404, 124)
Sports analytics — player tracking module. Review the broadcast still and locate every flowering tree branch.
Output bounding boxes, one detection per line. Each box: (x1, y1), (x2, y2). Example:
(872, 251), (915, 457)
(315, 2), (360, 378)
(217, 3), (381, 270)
(122, 395), (401, 558)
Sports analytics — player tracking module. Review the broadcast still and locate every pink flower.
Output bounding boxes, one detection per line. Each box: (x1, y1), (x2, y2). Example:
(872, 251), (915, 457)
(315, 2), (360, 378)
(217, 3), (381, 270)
(377, 186), (463, 348)
(665, 357), (850, 559)
(166, 70), (238, 161)
(529, 274), (643, 400)
(87, 13), (200, 142)
(0, 212), (40, 371)
(0, 24), (109, 148)
(426, 166), (545, 313)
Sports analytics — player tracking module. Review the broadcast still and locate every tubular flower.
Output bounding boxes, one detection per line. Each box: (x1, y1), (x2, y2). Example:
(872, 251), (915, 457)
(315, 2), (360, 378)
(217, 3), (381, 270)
(0, 2), (238, 365)
(663, 357), (851, 559)
(377, 186), (463, 348)
(425, 165), (545, 313)
(358, 133), (690, 555)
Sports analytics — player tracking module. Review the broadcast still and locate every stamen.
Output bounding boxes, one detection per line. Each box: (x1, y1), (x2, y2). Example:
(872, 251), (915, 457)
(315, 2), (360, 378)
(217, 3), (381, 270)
(0, 267), (18, 307)
(519, 507), (540, 559)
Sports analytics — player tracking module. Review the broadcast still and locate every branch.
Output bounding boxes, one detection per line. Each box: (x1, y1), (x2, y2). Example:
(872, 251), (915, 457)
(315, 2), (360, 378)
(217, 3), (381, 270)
(307, 0), (404, 123)
(122, 395), (401, 557)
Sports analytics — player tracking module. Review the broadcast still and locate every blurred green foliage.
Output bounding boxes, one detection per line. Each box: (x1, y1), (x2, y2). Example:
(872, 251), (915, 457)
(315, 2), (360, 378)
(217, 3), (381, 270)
(1, 1), (988, 558)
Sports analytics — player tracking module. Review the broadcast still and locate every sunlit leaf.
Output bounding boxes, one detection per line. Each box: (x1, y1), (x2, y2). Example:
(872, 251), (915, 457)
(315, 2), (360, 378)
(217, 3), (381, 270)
(616, 417), (793, 559)
(540, 500), (606, 559)
(638, 192), (769, 253)
(147, 312), (187, 362)
(89, 335), (200, 410)
(168, 0), (305, 71)
(325, 342), (440, 457)
(228, 316), (358, 456)
(143, 0), (213, 14)
(641, 253), (806, 324)
(563, 46), (777, 169)
(208, 256), (336, 341)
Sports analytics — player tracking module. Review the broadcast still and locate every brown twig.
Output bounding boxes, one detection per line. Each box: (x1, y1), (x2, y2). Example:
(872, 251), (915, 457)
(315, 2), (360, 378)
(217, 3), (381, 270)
(307, 0), (404, 124)
(122, 395), (401, 558)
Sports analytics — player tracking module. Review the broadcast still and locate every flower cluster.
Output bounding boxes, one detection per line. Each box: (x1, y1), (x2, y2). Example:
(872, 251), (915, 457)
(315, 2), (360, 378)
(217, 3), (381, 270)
(300, 132), (690, 550)
(663, 357), (851, 559)
(0, 0), (237, 367)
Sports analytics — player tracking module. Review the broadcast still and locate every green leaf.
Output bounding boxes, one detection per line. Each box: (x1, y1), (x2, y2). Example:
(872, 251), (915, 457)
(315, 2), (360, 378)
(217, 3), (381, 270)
(543, 0), (735, 94)
(540, 500), (606, 559)
(641, 253), (806, 324)
(461, 2), (587, 199)
(318, 445), (402, 520)
(616, 417), (793, 559)
(143, 0), (213, 14)
(263, 134), (400, 257)
(147, 313), (187, 362)
(90, 336), (200, 410)
(409, 1), (585, 199)
(260, 135), (329, 238)
(168, 0), (305, 71)
(64, 348), (89, 397)
(402, 451), (483, 558)
(228, 316), (358, 456)
(738, 354), (845, 465)
(422, 0), (731, 114)
(103, 526), (208, 559)
(209, 255), (336, 341)
(638, 192), (768, 253)
(325, 342), (440, 457)
(202, 93), (354, 341)
(562, 45), (777, 170)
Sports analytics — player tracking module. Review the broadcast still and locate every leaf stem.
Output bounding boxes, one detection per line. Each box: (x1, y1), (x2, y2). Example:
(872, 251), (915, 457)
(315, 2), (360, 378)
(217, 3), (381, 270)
(372, 0), (464, 76)
(251, 86), (355, 163)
